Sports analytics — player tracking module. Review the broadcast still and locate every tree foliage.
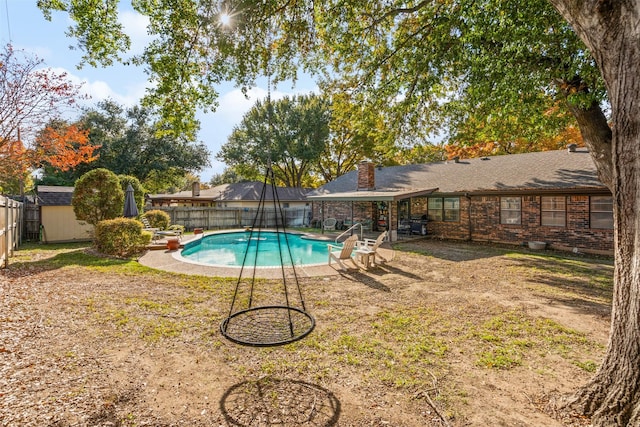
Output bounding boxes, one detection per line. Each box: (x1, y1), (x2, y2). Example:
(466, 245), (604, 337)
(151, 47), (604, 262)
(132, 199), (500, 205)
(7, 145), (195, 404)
(82, 101), (211, 179)
(0, 44), (85, 151)
(0, 44), (90, 192)
(218, 93), (329, 187)
(35, 124), (99, 170)
(1, 120), (98, 192)
(209, 168), (246, 186)
(72, 168), (123, 226)
(35, 1), (640, 424)
(313, 89), (395, 182)
(41, 100), (211, 190)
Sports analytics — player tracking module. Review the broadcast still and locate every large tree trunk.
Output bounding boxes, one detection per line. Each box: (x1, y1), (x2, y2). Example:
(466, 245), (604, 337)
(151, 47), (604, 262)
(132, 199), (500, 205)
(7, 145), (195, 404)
(548, 1), (640, 425)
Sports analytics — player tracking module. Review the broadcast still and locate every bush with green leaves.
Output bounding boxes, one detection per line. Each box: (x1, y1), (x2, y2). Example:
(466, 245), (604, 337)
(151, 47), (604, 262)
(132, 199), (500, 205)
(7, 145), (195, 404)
(144, 210), (171, 230)
(73, 168), (124, 226)
(94, 218), (152, 258)
(167, 224), (185, 233)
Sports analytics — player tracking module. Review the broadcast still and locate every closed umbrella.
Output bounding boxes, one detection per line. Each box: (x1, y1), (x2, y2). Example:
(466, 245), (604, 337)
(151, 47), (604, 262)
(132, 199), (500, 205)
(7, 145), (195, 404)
(123, 184), (139, 218)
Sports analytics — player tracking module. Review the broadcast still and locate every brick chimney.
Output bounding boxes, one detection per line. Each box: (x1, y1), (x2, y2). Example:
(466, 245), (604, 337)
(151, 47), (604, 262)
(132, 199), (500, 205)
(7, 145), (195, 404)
(357, 161), (375, 191)
(192, 181), (200, 197)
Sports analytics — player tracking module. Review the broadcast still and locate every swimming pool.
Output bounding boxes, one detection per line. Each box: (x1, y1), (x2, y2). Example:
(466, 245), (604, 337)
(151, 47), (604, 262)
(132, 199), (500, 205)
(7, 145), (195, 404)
(179, 231), (332, 267)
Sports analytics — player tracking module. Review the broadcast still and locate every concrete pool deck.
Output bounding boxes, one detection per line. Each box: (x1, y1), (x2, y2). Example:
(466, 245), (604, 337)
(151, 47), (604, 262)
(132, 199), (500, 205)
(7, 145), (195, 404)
(137, 231), (395, 279)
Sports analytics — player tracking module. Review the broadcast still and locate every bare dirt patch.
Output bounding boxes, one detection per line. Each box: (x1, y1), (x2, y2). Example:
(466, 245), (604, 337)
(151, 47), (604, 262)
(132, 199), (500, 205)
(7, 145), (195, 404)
(0, 239), (612, 426)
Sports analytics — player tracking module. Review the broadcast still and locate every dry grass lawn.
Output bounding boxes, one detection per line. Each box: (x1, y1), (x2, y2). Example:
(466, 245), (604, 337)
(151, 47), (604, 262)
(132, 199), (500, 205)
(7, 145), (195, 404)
(0, 239), (613, 426)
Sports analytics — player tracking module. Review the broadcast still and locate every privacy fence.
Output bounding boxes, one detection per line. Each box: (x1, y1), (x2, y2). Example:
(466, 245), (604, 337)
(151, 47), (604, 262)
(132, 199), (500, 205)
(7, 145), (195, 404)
(1, 196), (22, 269)
(154, 206), (312, 231)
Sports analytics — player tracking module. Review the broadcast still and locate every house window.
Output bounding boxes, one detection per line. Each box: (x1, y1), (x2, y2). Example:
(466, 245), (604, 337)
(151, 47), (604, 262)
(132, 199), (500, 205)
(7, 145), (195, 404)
(427, 198), (443, 221)
(282, 203), (290, 208)
(541, 196), (566, 227)
(500, 197), (521, 225)
(443, 197), (460, 222)
(428, 197), (460, 222)
(590, 196), (613, 229)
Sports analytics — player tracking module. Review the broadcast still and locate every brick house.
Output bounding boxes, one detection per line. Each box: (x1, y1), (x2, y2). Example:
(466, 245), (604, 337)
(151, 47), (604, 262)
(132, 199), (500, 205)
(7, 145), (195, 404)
(307, 147), (613, 255)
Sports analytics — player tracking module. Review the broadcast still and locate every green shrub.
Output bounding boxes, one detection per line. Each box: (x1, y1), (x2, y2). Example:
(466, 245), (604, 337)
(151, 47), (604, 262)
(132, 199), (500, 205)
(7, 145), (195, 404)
(144, 210), (171, 230)
(168, 224), (185, 233)
(95, 218), (152, 258)
(73, 169), (124, 226)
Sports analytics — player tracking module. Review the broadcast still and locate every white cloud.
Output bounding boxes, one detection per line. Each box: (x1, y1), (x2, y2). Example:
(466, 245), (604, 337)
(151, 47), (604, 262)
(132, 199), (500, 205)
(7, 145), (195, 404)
(43, 66), (147, 111)
(119, 10), (152, 56)
(216, 83), (318, 121)
(217, 87), (266, 118)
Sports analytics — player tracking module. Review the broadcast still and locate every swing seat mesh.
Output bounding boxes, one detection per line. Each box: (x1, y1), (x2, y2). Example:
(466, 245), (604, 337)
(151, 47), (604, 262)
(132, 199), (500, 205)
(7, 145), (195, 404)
(221, 305), (315, 347)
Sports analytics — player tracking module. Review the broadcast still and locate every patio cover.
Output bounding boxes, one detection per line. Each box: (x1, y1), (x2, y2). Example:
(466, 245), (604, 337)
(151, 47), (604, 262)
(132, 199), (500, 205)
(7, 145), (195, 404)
(306, 187), (438, 202)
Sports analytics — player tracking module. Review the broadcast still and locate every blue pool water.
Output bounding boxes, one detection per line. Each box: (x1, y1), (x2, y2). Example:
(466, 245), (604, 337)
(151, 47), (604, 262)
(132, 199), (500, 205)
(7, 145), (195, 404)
(180, 231), (331, 267)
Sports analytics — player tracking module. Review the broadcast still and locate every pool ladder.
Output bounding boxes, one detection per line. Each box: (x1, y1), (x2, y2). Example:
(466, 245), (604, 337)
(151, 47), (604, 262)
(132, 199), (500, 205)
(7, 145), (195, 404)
(335, 223), (364, 244)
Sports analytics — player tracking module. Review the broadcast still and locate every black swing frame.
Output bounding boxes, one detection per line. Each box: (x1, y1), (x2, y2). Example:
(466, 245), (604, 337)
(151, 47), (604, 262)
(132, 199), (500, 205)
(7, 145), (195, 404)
(219, 168), (315, 347)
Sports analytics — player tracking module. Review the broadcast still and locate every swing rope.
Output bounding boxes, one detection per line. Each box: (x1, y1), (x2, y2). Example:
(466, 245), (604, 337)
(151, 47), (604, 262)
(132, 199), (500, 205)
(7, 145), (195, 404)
(220, 167), (315, 347)
(220, 21), (313, 346)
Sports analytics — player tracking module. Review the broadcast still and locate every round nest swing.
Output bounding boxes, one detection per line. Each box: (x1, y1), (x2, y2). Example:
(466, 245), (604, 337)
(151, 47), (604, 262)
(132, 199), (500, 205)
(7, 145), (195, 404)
(220, 305), (315, 347)
(219, 168), (315, 347)
(219, 55), (315, 346)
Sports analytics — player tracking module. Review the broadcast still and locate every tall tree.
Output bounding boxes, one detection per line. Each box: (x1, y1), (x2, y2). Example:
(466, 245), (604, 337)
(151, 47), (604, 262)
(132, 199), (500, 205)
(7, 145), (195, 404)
(315, 89), (396, 182)
(218, 94), (329, 187)
(0, 44), (85, 151)
(545, 2), (640, 425)
(37, 1), (640, 424)
(48, 100), (212, 186)
(0, 44), (88, 192)
(209, 168), (247, 186)
(2, 120), (98, 192)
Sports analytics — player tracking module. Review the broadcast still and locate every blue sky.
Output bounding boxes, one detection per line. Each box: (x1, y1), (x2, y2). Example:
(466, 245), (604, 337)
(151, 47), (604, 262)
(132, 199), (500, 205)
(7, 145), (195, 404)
(0, 1), (318, 182)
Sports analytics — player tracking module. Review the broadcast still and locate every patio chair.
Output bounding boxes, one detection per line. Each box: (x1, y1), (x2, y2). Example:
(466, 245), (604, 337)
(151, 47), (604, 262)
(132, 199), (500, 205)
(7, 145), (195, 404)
(139, 216), (160, 240)
(141, 216), (182, 241)
(323, 218), (337, 230)
(355, 230), (388, 266)
(327, 235), (359, 270)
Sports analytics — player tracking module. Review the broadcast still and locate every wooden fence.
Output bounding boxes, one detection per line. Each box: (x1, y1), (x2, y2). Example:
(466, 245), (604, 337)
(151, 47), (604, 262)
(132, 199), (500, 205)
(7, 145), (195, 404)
(154, 206), (312, 231)
(1, 196), (22, 269)
(23, 203), (40, 241)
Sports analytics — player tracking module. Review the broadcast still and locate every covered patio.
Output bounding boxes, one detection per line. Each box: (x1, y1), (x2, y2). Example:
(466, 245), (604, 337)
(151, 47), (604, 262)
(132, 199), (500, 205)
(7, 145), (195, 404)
(308, 187), (437, 242)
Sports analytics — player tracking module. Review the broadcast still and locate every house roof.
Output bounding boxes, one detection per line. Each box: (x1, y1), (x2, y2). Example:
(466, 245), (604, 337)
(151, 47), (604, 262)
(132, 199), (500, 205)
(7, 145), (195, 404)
(37, 186), (75, 206)
(149, 181), (312, 202)
(308, 148), (608, 201)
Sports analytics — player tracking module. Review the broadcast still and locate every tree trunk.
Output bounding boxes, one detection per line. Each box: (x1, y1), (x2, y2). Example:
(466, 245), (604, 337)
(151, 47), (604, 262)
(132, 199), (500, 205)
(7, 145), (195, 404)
(548, 1), (640, 425)
(559, 89), (613, 189)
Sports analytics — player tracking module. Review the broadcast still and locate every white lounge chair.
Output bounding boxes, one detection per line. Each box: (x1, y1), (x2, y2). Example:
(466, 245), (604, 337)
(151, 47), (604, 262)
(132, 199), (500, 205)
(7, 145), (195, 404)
(327, 235), (358, 270)
(355, 230), (388, 266)
(323, 218), (337, 230)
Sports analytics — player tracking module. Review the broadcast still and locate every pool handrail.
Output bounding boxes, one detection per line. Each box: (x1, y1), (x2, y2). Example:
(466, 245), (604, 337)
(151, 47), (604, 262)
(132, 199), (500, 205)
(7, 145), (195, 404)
(335, 222), (364, 244)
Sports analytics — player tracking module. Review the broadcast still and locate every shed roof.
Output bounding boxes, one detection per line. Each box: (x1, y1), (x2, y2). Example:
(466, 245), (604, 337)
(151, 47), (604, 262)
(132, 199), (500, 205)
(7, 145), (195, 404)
(308, 148), (608, 201)
(37, 186), (75, 206)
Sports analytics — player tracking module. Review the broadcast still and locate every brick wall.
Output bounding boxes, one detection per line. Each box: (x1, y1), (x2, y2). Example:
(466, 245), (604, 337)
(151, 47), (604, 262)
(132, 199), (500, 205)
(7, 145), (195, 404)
(428, 194), (613, 254)
(311, 201), (373, 226)
(357, 162), (375, 190)
(312, 192), (613, 254)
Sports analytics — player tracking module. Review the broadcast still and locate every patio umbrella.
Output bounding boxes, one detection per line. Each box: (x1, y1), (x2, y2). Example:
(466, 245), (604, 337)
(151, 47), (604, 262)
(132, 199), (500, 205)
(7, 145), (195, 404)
(123, 184), (139, 218)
